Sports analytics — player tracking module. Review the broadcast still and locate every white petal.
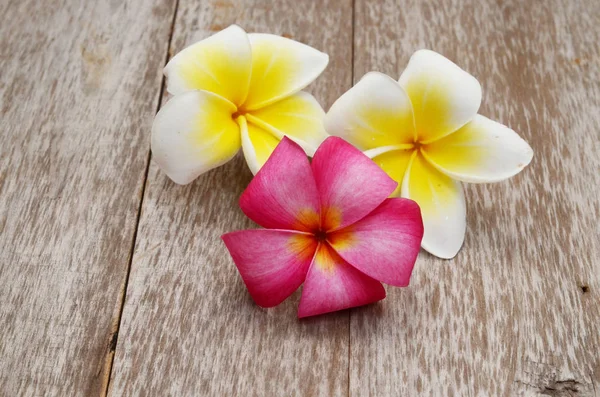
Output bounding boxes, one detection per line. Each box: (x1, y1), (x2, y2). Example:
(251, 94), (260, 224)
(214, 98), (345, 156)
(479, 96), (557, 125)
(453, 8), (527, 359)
(325, 72), (415, 151)
(402, 152), (466, 259)
(151, 91), (240, 184)
(243, 33), (329, 111)
(163, 25), (251, 106)
(399, 49), (482, 143)
(422, 115), (534, 183)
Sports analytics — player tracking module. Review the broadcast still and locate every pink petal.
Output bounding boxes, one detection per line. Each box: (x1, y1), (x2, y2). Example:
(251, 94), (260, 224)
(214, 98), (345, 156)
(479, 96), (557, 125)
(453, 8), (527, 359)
(311, 137), (397, 231)
(222, 229), (317, 307)
(328, 198), (423, 287)
(240, 137), (321, 232)
(298, 244), (386, 318)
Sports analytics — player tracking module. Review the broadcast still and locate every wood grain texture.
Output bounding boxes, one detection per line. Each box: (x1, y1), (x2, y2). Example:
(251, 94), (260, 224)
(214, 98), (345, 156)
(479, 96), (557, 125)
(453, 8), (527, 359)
(5, 0), (598, 395)
(351, 0), (600, 396)
(108, 1), (353, 395)
(0, 0), (175, 395)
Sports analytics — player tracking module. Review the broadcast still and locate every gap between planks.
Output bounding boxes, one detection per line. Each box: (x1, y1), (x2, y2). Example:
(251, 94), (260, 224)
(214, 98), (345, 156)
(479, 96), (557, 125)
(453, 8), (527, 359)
(347, 3), (357, 397)
(102, 0), (181, 395)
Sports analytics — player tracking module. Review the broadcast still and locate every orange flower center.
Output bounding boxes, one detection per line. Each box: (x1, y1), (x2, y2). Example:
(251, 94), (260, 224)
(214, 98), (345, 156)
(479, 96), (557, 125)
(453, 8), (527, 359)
(314, 230), (328, 242)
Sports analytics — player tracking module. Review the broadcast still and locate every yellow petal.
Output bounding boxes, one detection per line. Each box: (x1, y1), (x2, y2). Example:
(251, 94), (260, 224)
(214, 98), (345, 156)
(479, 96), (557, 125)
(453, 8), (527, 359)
(370, 148), (415, 197)
(242, 34), (328, 111)
(325, 72), (415, 151)
(239, 116), (281, 174)
(399, 50), (481, 143)
(163, 25), (251, 106)
(422, 115), (534, 183)
(401, 152), (466, 259)
(151, 91), (241, 184)
(246, 91), (328, 156)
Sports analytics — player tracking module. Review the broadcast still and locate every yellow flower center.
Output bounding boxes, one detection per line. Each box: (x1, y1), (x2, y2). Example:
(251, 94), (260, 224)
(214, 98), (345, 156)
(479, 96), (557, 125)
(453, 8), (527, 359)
(231, 106), (248, 120)
(410, 140), (423, 151)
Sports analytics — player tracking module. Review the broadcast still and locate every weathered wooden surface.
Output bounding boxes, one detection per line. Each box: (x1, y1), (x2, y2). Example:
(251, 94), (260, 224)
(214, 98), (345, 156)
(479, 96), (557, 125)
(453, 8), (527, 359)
(108, 0), (354, 396)
(0, 0), (175, 395)
(351, 0), (600, 396)
(2, 0), (599, 395)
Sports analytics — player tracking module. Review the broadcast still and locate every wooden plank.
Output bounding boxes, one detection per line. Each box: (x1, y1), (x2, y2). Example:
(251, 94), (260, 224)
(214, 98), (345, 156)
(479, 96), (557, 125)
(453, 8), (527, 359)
(351, 0), (600, 395)
(0, 1), (175, 395)
(108, 1), (353, 395)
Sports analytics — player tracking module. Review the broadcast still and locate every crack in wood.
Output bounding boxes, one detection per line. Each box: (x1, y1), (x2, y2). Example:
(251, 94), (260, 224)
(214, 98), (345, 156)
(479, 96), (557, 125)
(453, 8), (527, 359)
(516, 377), (589, 396)
(540, 379), (582, 396)
(100, 0), (181, 396)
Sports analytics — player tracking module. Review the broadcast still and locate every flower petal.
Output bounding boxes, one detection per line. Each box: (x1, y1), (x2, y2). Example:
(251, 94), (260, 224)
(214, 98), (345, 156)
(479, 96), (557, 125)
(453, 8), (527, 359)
(222, 230), (317, 308)
(328, 198), (423, 287)
(324, 72), (415, 151)
(298, 244), (386, 318)
(151, 90), (240, 185)
(243, 34), (329, 111)
(370, 148), (415, 197)
(401, 152), (466, 259)
(399, 50), (482, 143)
(311, 137), (397, 231)
(246, 91), (328, 156)
(164, 25), (251, 106)
(239, 116), (280, 175)
(239, 137), (321, 232)
(422, 115), (534, 183)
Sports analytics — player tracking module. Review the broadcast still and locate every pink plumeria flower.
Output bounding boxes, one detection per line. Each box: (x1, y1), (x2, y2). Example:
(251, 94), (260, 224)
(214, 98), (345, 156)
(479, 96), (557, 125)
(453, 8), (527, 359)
(222, 136), (424, 318)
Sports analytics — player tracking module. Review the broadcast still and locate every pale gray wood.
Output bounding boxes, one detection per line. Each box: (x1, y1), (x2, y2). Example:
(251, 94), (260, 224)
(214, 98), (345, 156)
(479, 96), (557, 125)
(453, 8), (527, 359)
(108, 1), (354, 395)
(6, 0), (597, 395)
(0, 0), (176, 395)
(351, 0), (600, 395)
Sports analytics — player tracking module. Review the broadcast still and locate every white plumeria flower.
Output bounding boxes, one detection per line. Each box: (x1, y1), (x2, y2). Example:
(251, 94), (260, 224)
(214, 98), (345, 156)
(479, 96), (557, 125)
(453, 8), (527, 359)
(152, 25), (329, 184)
(325, 50), (533, 259)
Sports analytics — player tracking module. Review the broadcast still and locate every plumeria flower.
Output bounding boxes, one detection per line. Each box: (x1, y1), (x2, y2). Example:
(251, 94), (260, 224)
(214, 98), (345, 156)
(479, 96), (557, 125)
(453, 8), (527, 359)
(222, 136), (424, 318)
(325, 50), (533, 259)
(151, 25), (329, 184)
